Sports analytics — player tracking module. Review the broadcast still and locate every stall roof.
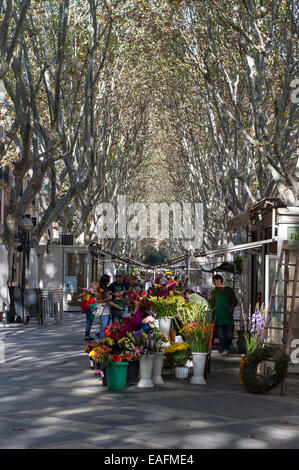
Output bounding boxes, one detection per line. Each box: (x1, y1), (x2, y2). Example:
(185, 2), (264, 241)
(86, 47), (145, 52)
(202, 261), (241, 274)
(227, 198), (286, 231)
(88, 243), (189, 270)
(194, 238), (276, 258)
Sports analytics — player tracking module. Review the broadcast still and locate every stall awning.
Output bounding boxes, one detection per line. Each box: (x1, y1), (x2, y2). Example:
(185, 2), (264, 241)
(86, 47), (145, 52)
(202, 262), (241, 274)
(88, 243), (189, 270)
(194, 238), (276, 258)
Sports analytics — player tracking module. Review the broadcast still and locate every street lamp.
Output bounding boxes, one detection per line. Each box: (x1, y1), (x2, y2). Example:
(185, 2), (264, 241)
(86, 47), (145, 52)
(19, 217), (33, 324)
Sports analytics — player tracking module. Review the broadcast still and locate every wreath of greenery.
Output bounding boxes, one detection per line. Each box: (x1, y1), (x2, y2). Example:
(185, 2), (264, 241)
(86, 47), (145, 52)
(242, 345), (290, 394)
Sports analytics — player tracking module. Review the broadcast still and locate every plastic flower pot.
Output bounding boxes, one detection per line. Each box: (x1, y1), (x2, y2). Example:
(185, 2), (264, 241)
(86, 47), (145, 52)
(175, 366), (189, 379)
(127, 360), (139, 385)
(190, 352), (208, 385)
(106, 362), (128, 391)
(138, 355), (154, 388)
(152, 352), (164, 385)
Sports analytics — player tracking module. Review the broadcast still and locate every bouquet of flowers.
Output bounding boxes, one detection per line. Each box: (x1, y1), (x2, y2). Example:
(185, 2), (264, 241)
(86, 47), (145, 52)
(90, 342), (134, 366)
(150, 328), (168, 352)
(126, 291), (140, 312)
(79, 288), (97, 316)
(244, 303), (267, 355)
(141, 314), (156, 333)
(173, 301), (210, 331)
(84, 341), (99, 354)
(120, 329), (156, 358)
(148, 282), (166, 296)
(164, 342), (191, 366)
(103, 320), (124, 342)
(180, 319), (214, 353)
(149, 290), (185, 318)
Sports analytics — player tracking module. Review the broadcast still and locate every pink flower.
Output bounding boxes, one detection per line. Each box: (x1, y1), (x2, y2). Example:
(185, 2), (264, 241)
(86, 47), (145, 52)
(142, 315), (155, 324)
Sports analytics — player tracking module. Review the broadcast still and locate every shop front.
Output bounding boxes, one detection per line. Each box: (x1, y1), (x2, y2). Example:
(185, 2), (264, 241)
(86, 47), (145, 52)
(39, 245), (94, 311)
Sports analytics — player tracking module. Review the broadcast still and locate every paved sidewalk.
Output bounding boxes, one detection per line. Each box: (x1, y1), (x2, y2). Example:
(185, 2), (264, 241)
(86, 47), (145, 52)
(0, 312), (299, 449)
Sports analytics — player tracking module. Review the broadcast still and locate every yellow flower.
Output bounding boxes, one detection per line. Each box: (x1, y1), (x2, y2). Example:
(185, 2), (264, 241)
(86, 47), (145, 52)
(89, 348), (96, 357)
(158, 333), (168, 342)
(165, 342), (189, 354)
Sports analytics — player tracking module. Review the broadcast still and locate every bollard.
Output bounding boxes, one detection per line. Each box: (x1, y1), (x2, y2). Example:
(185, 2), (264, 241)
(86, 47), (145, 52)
(53, 301), (63, 324)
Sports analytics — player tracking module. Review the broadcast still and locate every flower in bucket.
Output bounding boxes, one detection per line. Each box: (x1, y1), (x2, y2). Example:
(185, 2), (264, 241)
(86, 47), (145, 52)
(112, 354), (121, 362)
(92, 344), (134, 366)
(103, 321), (124, 342)
(165, 342), (191, 367)
(149, 291), (185, 318)
(180, 320), (214, 353)
(84, 342), (99, 354)
(244, 303), (267, 355)
(150, 329), (168, 352)
(122, 330), (156, 358)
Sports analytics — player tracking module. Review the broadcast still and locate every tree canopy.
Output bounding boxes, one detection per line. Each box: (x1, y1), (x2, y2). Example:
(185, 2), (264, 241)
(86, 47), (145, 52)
(0, 0), (298, 262)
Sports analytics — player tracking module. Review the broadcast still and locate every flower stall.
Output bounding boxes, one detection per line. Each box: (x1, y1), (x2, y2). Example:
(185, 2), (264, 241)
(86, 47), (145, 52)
(83, 273), (216, 391)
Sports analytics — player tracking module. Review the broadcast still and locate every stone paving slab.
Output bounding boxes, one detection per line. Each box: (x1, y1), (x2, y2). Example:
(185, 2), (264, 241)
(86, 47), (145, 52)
(1, 312), (299, 449)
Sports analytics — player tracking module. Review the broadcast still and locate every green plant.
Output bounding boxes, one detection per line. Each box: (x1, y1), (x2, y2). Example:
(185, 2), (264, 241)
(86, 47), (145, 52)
(173, 301), (210, 331)
(244, 304), (267, 354)
(180, 320), (214, 353)
(149, 291), (185, 318)
(234, 255), (243, 273)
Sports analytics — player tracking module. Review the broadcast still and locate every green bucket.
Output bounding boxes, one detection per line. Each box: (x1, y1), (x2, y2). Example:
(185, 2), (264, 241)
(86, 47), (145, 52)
(106, 362), (128, 391)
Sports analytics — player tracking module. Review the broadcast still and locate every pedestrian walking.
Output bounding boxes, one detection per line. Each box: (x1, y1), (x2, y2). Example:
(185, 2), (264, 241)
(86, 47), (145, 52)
(209, 274), (238, 355)
(79, 281), (99, 341)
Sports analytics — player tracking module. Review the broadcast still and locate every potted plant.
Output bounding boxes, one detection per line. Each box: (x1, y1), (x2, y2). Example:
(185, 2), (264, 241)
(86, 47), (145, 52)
(174, 301), (210, 327)
(117, 335), (140, 385)
(165, 342), (191, 379)
(241, 304), (290, 393)
(122, 329), (157, 387)
(149, 291), (185, 342)
(151, 328), (168, 385)
(91, 343), (133, 391)
(180, 315), (214, 385)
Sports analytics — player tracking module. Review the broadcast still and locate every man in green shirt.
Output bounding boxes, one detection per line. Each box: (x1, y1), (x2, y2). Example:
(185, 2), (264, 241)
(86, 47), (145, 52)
(209, 274), (238, 355)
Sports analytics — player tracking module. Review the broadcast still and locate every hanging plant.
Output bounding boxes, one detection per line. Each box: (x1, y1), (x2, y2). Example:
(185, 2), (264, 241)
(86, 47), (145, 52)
(234, 255), (243, 273)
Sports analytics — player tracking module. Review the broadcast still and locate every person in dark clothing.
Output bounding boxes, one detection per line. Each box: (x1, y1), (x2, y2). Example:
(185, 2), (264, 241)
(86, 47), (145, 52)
(209, 274), (237, 355)
(108, 274), (130, 322)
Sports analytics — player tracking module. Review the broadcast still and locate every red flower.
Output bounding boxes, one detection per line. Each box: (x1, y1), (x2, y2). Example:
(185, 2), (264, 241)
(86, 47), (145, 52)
(112, 354), (121, 362)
